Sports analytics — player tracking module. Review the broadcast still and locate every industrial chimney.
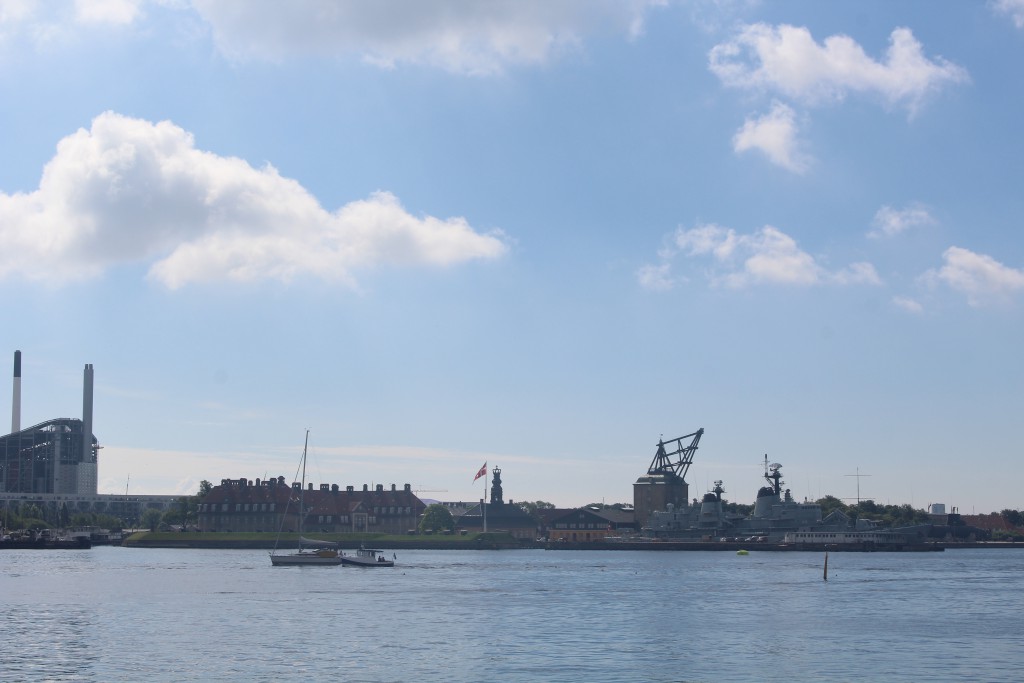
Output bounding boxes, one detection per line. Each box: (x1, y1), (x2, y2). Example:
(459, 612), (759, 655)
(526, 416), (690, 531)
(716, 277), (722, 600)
(11, 350), (20, 433)
(82, 363), (94, 463)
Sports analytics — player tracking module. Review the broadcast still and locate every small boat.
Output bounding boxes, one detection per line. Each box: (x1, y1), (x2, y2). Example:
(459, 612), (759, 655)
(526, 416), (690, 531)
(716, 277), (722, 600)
(271, 544), (342, 566)
(1, 530), (92, 550)
(270, 431), (342, 567)
(341, 546), (394, 567)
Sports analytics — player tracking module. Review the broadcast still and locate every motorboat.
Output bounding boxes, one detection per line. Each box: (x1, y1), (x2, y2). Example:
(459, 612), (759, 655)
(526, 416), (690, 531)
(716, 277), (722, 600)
(341, 546), (394, 567)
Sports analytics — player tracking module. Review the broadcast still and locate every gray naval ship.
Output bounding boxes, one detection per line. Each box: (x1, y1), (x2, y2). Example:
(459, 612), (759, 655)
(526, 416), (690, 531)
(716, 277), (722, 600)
(633, 429), (934, 547)
(645, 457), (902, 542)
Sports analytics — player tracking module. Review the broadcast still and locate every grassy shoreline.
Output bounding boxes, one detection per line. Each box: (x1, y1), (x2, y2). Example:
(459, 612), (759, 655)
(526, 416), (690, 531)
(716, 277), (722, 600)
(122, 530), (528, 550)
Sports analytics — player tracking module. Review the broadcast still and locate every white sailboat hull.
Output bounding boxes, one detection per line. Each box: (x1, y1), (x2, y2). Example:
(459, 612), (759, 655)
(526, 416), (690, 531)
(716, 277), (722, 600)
(270, 551), (343, 566)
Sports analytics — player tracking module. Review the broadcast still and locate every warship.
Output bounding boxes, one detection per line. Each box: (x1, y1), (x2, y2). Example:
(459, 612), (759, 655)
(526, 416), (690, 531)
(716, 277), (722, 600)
(638, 435), (929, 545)
(644, 457), (859, 541)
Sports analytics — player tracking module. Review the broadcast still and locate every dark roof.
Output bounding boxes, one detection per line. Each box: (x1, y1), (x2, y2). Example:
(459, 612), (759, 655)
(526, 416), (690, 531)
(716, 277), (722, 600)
(549, 507), (636, 527)
(203, 478), (426, 515)
(457, 502), (536, 529)
(591, 508), (635, 525)
(536, 508), (574, 525)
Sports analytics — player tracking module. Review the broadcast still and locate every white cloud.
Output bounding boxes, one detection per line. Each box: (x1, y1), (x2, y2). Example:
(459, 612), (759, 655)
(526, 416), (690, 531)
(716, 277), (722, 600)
(993, 0), (1024, 28)
(832, 261), (882, 286)
(0, 111), (508, 289)
(190, 0), (663, 75)
(923, 246), (1024, 306)
(0, 1), (35, 25)
(636, 262), (675, 291)
(732, 101), (810, 173)
(870, 203), (935, 238)
(74, 0), (142, 25)
(0, 0), (141, 50)
(892, 295), (924, 314)
(709, 24), (969, 115)
(642, 223), (881, 290)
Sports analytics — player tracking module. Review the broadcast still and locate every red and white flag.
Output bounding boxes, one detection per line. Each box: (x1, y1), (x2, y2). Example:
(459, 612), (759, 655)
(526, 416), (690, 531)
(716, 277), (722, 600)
(473, 463), (487, 482)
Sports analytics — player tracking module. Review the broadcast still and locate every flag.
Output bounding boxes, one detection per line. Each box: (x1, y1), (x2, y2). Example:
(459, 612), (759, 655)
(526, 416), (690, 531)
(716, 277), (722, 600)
(473, 463), (487, 482)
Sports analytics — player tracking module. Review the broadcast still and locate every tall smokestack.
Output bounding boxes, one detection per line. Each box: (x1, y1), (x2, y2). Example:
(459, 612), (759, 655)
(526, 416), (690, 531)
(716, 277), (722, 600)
(82, 363), (94, 463)
(11, 350), (21, 433)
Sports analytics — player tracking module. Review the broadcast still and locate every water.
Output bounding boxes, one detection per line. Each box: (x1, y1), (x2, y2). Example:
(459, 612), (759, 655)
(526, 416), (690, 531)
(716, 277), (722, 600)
(1, 547), (1021, 682)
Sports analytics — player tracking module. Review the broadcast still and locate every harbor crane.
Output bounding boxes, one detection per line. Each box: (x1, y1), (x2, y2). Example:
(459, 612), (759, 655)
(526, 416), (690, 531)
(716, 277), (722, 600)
(646, 428), (704, 482)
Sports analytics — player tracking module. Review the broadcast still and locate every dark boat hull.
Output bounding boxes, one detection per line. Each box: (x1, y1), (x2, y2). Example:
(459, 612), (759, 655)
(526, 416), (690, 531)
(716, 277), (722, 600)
(1, 537), (92, 550)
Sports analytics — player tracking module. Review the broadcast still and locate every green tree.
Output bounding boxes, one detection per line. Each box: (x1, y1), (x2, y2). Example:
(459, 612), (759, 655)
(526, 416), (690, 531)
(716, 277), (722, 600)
(162, 507), (184, 527)
(518, 500), (556, 523)
(197, 480), (214, 499)
(141, 508), (163, 531)
(1001, 509), (1022, 527)
(21, 503), (42, 522)
(724, 502), (754, 517)
(419, 504), (455, 533)
(816, 495), (847, 517)
(94, 513), (123, 531)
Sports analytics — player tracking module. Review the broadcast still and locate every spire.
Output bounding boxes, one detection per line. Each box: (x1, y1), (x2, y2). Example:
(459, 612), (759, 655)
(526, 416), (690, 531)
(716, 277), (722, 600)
(489, 466), (503, 506)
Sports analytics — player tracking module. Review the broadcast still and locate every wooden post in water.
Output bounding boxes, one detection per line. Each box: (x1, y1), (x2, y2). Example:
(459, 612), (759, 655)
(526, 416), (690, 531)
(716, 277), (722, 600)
(824, 551), (829, 582)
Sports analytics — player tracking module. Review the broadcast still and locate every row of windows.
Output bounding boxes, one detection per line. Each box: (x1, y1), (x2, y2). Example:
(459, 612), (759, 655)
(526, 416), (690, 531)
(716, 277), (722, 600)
(199, 503), (414, 514)
(202, 515), (379, 527)
(553, 523), (605, 530)
(373, 506), (412, 515)
(199, 503), (278, 513)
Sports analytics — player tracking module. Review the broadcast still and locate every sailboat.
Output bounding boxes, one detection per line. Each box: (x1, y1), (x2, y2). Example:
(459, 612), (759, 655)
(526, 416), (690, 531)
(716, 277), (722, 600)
(270, 431), (343, 567)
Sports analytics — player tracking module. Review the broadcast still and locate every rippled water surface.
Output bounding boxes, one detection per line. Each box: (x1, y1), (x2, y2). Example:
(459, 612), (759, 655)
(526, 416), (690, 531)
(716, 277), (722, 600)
(2, 547), (1022, 682)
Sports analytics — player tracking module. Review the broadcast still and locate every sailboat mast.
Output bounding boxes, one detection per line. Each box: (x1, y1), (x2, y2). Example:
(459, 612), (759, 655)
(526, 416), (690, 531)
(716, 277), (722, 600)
(299, 430), (309, 535)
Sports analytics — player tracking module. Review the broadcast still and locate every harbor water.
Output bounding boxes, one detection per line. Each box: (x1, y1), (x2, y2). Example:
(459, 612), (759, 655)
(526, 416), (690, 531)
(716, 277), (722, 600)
(2, 546), (1021, 682)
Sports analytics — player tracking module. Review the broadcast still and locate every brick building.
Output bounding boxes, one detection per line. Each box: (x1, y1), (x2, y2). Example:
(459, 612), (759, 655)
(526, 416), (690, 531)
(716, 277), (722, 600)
(547, 507), (636, 542)
(198, 477), (426, 534)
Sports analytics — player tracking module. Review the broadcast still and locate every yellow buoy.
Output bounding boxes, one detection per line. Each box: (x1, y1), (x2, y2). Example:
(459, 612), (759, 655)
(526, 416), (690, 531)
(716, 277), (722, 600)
(736, 549), (749, 556)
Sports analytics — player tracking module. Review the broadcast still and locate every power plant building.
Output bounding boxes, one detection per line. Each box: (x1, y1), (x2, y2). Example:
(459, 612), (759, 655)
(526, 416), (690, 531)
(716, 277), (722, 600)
(1, 354), (99, 496)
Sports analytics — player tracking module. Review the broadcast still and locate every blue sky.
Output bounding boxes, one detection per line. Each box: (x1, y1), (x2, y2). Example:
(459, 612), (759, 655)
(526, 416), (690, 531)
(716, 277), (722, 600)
(1, 1), (1022, 513)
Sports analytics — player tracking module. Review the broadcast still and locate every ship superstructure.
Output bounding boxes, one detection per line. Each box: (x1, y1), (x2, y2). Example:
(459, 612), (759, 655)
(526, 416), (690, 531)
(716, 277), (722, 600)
(646, 456), (852, 541)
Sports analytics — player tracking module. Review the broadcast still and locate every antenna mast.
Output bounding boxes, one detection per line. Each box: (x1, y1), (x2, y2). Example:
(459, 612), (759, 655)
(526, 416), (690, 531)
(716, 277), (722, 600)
(845, 467), (871, 505)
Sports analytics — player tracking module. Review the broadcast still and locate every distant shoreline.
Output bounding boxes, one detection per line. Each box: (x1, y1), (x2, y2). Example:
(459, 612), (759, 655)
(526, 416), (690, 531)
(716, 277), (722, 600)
(119, 532), (1023, 552)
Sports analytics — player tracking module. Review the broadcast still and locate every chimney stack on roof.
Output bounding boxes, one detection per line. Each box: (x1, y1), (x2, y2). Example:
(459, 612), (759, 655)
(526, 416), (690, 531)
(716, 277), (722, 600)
(11, 350), (21, 433)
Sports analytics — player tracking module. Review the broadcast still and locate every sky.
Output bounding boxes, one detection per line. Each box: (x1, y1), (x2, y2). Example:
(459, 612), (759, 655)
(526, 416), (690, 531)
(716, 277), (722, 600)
(1, 0), (1022, 514)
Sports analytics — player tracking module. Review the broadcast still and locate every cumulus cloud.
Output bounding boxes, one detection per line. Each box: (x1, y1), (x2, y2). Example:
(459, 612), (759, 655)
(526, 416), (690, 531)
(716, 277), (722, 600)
(74, 0), (143, 25)
(922, 246), (1024, 306)
(892, 295), (924, 314)
(732, 101), (810, 173)
(709, 23), (969, 115)
(2, 1), (663, 73)
(638, 223), (881, 290)
(0, 0), (140, 48)
(636, 262), (674, 291)
(993, 0), (1024, 28)
(0, 112), (508, 289)
(869, 203), (936, 238)
(191, 0), (663, 75)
